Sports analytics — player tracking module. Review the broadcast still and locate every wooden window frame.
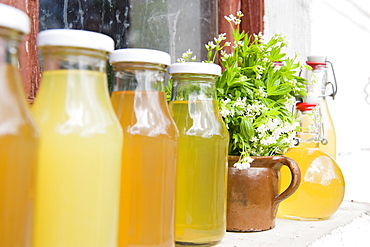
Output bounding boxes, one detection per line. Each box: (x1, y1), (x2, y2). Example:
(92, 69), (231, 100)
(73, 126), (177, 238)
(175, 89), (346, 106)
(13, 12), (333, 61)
(1, 0), (264, 102)
(219, 0), (265, 52)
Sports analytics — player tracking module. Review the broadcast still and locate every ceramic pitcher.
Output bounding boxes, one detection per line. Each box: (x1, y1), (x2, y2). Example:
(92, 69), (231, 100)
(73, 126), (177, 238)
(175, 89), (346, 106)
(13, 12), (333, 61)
(227, 155), (301, 232)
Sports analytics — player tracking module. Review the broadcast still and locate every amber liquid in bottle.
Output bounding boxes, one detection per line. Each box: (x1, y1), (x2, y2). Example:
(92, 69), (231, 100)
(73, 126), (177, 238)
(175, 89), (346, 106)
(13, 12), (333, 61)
(0, 32), (38, 247)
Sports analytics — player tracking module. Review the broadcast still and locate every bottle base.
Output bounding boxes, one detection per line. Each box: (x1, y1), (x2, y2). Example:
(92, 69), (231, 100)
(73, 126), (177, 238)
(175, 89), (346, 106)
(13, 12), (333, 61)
(279, 214), (328, 221)
(175, 240), (221, 247)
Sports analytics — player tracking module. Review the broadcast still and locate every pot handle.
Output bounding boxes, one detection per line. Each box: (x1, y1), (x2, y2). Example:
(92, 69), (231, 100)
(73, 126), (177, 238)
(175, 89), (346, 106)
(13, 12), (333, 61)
(272, 156), (301, 208)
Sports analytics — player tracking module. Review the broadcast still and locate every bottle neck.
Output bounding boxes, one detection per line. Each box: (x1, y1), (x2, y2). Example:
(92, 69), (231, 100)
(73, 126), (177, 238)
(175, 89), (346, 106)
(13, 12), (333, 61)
(296, 110), (320, 144)
(111, 62), (167, 92)
(170, 73), (218, 101)
(40, 47), (108, 73)
(304, 67), (328, 102)
(0, 28), (22, 67)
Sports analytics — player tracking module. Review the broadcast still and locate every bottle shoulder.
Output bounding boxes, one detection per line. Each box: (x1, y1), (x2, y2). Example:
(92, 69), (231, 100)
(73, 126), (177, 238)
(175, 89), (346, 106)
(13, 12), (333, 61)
(285, 145), (336, 161)
(0, 65), (39, 136)
(31, 70), (122, 136)
(169, 100), (228, 138)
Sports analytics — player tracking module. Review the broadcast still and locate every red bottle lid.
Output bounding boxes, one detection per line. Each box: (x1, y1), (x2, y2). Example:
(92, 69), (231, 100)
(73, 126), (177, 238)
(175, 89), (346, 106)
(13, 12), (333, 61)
(306, 55), (327, 70)
(296, 102), (317, 112)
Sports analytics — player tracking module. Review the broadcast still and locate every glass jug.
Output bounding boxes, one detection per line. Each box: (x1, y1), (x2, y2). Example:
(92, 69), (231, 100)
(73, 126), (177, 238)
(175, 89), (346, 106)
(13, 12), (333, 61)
(168, 62), (229, 245)
(302, 56), (337, 159)
(109, 48), (178, 247)
(31, 29), (123, 247)
(0, 4), (38, 247)
(278, 103), (345, 220)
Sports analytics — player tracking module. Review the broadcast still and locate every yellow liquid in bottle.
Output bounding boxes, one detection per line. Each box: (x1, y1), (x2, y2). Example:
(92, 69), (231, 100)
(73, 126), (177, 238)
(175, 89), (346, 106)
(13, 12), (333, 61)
(0, 65), (38, 247)
(31, 70), (122, 247)
(111, 91), (178, 247)
(278, 143), (345, 220)
(169, 100), (228, 245)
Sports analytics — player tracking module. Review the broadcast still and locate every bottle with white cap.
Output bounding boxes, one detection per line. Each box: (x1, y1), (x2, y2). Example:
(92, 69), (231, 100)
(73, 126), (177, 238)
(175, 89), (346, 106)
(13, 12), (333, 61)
(31, 29), (123, 247)
(168, 62), (228, 245)
(0, 4), (39, 247)
(109, 48), (178, 247)
(301, 55), (337, 159)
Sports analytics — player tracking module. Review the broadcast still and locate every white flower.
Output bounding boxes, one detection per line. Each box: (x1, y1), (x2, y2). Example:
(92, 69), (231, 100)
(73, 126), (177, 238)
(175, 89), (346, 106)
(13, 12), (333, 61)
(233, 156), (254, 170)
(257, 124), (268, 133)
(225, 14), (241, 25)
(215, 33), (227, 43)
(182, 49), (193, 59)
(236, 11), (244, 18)
(176, 58), (185, 63)
(282, 122), (298, 133)
(255, 65), (265, 74)
(258, 32), (264, 41)
(220, 108), (231, 118)
(205, 41), (216, 50)
(221, 51), (234, 61)
(274, 33), (289, 46)
(273, 127), (284, 136)
(261, 135), (278, 146)
(246, 156), (254, 163)
(233, 40), (244, 49)
(262, 57), (270, 63)
(224, 14), (235, 23)
(221, 98), (231, 104)
(234, 19), (241, 25)
(234, 162), (249, 170)
(233, 97), (246, 108)
(258, 87), (268, 98)
(251, 136), (258, 142)
(266, 118), (281, 131)
(257, 65), (264, 71)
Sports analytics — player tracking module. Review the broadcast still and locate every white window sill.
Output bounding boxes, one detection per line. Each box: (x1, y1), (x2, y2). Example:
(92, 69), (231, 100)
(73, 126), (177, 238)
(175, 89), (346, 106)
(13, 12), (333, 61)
(216, 200), (370, 246)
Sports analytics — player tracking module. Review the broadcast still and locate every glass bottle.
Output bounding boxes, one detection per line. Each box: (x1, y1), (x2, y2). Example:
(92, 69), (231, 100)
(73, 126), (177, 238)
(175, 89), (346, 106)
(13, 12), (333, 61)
(168, 62), (229, 246)
(109, 48), (178, 247)
(31, 29), (123, 247)
(278, 102), (345, 220)
(303, 56), (337, 159)
(0, 4), (38, 247)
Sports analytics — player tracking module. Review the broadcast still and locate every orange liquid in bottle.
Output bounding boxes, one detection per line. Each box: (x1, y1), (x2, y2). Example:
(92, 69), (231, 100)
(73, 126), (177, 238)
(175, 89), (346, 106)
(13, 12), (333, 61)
(0, 65), (38, 246)
(111, 91), (178, 247)
(278, 142), (345, 220)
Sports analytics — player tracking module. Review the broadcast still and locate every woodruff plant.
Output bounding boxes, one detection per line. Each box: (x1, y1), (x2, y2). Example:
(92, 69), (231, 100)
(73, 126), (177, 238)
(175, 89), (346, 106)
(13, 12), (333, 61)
(172, 11), (308, 169)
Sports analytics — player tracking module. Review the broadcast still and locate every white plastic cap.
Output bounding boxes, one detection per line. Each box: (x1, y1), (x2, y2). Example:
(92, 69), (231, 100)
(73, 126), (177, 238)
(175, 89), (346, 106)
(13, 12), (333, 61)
(37, 29), (114, 52)
(307, 55), (327, 63)
(109, 48), (171, 66)
(0, 3), (30, 34)
(169, 62), (221, 76)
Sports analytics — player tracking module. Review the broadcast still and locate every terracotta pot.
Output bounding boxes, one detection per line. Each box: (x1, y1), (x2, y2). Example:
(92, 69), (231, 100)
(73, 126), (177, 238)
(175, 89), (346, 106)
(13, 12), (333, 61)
(227, 155), (301, 232)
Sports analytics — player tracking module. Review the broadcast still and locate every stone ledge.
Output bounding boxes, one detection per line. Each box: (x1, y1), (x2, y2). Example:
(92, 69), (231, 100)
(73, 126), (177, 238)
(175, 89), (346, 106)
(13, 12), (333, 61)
(216, 201), (370, 246)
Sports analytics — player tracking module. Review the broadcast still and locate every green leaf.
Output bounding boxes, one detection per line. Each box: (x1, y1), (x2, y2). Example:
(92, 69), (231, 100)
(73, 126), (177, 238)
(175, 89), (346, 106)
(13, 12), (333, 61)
(239, 117), (254, 139)
(269, 84), (291, 95)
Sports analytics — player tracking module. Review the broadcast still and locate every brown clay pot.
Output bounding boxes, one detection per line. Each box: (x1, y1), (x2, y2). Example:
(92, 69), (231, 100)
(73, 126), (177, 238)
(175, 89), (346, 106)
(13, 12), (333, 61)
(227, 155), (301, 232)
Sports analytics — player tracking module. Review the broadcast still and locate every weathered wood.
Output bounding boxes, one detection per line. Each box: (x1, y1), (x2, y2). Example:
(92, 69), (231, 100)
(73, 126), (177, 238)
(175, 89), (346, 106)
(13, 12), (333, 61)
(0, 0), (265, 101)
(241, 0), (265, 36)
(218, 0), (241, 54)
(218, 0), (265, 56)
(0, 0), (40, 103)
